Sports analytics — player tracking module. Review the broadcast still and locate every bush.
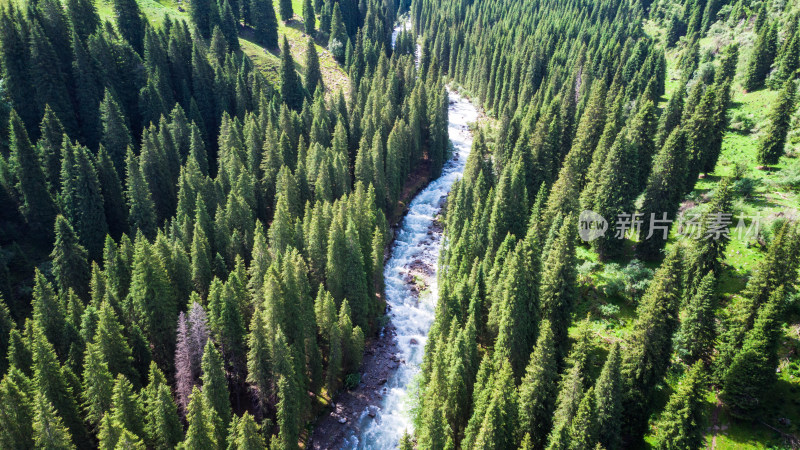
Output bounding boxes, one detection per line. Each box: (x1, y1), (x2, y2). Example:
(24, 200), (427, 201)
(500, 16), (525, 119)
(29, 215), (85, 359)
(597, 303), (620, 318)
(729, 111), (755, 134)
(732, 177), (759, 197)
(345, 372), (361, 390)
(600, 260), (654, 303)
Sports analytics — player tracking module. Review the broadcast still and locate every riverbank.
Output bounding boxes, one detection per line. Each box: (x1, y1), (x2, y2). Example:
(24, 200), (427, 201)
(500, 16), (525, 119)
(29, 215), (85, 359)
(309, 89), (479, 449)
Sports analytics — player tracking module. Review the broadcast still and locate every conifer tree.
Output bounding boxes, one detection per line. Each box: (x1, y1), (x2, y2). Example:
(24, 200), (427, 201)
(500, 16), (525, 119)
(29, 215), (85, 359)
(517, 321), (558, 448)
(219, 0), (240, 51)
(8, 110), (57, 235)
(279, 0), (294, 20)
(246, 306), (272, 413)
(0, 367), (35, 448)
(594, 343), (623, 450)
(744, 22), (778, 91)
(227, 412), (267, 449)
(127, 235), (176, 367)
(636, 129), (687, 260)
(100, 91), (133, 178)
(622, 246), (684, 441)
(32, 325), (88, 447)
(51, 216), (91, 300)
(143, 363), (183, 448)
(191, 0), (214, 38)
(756, 79), (796, 165)
(125, 151), (158, 238)
(566, 386), (598, 450)
(201, 340), (232, 443)
(546, 359), (585, 450)
(280, 37), (305, 111)
(304, 38), (323, 96)
(70, 145), (109, 259)
(539, 217), (577, 361)
(183, 386), (218, 449)
(36, 106), (65, 194)
(653, 362), (707, 449)
(82, 342), (115, 425)
(110, 374), (146, 440)
(328, 3), (347, 62)
(33, 393), (76, 449)
(251, 0), (279, 48)
(31, 269), (70, 359)
(175, 312), (194, 414)
(674, 272), (716, 364)
(470, 359), (518, 449)
(95, 147), (129, 238)
(722, 286), (785, 417)
(303, 0), (315, 33)
(96, 300), (135, 381)
(112, 0), (146, 54)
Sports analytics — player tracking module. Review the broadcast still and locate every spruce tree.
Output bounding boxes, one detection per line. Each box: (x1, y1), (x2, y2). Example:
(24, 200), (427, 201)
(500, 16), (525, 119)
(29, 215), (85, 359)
(756, 79), (796, 165)
(31, 269), (70, 359)
(280, 37), (305, 111)
(95, 146), (129, 239)
(37, 105), (66, 194)
(100, 91), (133, 179)
(191, 0), (214, 38)
(636, 129), (687, 260)
(517, 321), (559, 448)
(69, 145), (109, 260)
(279, 0), (293, 20)
(622, 246), (684, 441)
(328, 3), (347, 62)
(8, 110), (57, 235)
(304, 38), (323, 96)
(183, 386), (218, 449)
(201, 340), (232, 443)
(594, 343), (623, 450)
(112, 0), (146, 54)
(744, 22), (778, 91)
(51, 216), (91, 300)
(125, 150), (158, 239)
(227, 412), (266, 449)
(110, 374), (146, 440)
(143, 362), (183, 448)
(127, 235), (176, 367)
(722, 286), (785, 417)
(82, 342), (114, 426)
(303, 0), (315, 33)
(545, 359), (585, 450)
(32, 325), (88, 447)
(653, 362), (707, 449)
(673, 272), (716, 364)
(95, 300), (135, 381)
(33, 393), (76, 449)
(0, 367), (35, 448)
(251, 0), (279, 48)
(539, 217), (577, 362)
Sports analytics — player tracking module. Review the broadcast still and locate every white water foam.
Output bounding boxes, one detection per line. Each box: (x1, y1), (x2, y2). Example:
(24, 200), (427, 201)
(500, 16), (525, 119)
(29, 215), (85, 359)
(347, 22), (479, 449)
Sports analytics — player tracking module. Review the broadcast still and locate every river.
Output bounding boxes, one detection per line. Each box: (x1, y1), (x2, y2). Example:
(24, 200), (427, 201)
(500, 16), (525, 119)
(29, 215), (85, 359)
(310, 22), (479, 450)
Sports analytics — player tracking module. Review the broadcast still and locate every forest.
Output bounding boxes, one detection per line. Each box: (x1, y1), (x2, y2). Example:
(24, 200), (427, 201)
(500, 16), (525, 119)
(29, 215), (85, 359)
(0, 0), (798, 446)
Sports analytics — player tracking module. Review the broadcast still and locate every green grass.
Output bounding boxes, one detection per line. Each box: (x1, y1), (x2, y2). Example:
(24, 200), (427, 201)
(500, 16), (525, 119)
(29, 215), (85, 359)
(579, 15), (800, 449)
(2, 0), (350, 96)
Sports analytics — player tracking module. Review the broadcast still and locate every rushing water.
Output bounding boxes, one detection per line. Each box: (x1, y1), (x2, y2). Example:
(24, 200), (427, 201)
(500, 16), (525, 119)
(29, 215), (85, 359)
(346, 23), (479, 449)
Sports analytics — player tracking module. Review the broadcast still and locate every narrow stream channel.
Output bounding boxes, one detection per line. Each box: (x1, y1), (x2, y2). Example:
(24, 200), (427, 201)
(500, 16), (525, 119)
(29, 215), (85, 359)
(345, 23), (480, 449)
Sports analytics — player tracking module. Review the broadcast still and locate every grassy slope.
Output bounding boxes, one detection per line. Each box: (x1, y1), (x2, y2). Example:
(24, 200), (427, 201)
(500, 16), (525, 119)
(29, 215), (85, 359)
(468, 11), (800, 450)
(647, 16), (800, 448)
(38, 0), (350, 97)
